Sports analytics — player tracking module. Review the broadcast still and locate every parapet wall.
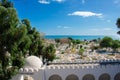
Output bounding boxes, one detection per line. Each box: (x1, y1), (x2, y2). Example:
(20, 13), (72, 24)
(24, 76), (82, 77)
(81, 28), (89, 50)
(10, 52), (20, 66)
(46, 64), (120, 70)
(45, 60), (120, 80)
(50, 59), (120, 64)
(17, 59), (120, 80)
(46, 59), (120, 70)
(19, 59), (120, 72)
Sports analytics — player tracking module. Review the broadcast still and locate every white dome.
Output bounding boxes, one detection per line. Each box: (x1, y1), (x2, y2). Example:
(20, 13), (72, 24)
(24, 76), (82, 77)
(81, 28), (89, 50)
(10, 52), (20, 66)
(24, 56), (43, 68)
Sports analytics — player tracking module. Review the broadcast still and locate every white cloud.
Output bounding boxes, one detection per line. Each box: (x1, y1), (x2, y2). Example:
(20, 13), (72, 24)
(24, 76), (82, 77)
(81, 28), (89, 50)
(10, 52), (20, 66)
(107, 20), (111, 23)
(114, 0), (120, 7)
(82, 0), (85, 4)
(57, 25), (71, 29)
(63, 26), (71, 29)
(91, 28), (112, 32)
(68, 11), (103, 18)
(53, 0), (65, 3)
(38, 0), (50, 4)
(114, 0), (120, 4)
(57, 26), (62, 28)
(103, 28), (112, 31)
(38, 0), (65, 4)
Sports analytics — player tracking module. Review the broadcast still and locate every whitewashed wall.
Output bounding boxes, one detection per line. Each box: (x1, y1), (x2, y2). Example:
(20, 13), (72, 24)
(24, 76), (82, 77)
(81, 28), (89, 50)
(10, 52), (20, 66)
(45, 64), (120, 80)
(12, 64), (120, 80)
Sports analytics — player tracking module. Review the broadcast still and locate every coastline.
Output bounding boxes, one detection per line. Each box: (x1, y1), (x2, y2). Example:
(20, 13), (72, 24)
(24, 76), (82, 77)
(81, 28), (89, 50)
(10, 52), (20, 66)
(44, 35), (119, 40)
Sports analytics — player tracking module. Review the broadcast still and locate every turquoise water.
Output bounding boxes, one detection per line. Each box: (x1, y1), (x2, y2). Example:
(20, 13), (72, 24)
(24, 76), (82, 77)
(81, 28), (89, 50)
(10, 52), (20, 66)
(45, 35), (104, 40)
(45, 35), (120, 40)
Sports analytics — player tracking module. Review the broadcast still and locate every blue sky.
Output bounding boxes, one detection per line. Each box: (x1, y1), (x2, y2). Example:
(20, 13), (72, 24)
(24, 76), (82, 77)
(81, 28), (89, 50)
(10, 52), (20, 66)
(12, 0), (120, 35)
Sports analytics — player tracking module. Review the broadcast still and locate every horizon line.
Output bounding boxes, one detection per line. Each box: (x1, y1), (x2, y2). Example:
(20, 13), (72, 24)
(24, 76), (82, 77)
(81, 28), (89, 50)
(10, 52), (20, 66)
(45, 34), (118, 36)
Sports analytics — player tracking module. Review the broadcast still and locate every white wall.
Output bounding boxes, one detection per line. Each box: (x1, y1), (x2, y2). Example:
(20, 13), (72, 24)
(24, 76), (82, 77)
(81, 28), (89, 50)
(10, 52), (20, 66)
(45, 64), (120, 80)
(12, 64), (120, 80)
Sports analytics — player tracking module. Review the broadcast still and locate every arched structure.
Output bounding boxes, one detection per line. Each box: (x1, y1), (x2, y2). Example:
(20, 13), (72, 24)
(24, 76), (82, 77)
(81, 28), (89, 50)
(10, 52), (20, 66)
(99, 73), (110, 80)
(49, 74), (62, 80)
(11, 58), (120, 80)
(66, 74), (79, 80)
(114, 73), (120, 80)
(82, 74), (95, 80)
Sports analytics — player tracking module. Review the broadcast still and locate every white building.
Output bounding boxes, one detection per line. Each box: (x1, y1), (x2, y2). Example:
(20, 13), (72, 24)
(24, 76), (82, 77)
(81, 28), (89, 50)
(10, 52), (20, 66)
(12, 56), (120, 80)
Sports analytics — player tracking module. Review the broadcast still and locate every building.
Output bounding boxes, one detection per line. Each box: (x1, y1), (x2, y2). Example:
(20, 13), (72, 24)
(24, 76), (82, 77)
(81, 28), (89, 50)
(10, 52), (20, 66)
(12, 56), (120, 80)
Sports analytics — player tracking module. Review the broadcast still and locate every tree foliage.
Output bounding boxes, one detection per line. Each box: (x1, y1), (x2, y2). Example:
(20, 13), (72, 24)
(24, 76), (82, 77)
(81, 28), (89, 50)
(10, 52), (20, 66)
(42, 44), (56, 64)
(116, 18), (120, 28)
(68, 37), (81, 44)
(0, 0), (13, 8)
(116, 18), (120, 35)
(111, 40), (120, 52)
(100, 36), (113, 48)
(0, 1), (25, 79)
(0, 0), (56, 79)
(100, 36), (120, 52)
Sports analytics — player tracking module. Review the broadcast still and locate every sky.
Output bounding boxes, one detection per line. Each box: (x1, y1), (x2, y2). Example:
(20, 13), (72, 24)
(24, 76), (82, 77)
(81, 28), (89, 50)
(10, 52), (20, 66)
(12, 0), (120, 35)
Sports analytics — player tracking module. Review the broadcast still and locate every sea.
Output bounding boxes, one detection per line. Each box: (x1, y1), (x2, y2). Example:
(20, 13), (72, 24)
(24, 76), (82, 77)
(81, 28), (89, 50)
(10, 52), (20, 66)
(45, 35), (120, 41)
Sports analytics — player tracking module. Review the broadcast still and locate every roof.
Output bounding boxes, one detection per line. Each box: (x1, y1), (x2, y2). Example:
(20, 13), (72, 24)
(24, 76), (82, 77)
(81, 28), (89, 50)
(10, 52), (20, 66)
(24, 56), (43, 68)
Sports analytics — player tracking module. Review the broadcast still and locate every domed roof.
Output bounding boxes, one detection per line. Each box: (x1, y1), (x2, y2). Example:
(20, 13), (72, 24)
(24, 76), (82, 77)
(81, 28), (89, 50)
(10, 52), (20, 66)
(24, 56), (43, 68)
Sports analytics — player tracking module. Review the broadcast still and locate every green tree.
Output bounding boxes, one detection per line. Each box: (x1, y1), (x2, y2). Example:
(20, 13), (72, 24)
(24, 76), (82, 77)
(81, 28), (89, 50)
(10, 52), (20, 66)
(0, 2), (25, 79)
(68, 37), (81, 45)
(20, 19), (44, 57)
(0, 0), (13, 8)
(100, 36), (113, 49)
(111, 40), (120, 52)
(0, 0), (55, 79)
(116, 18), (120, 28)
(42, 44), (56, 64)
(55, 38), (60, 43)
(116, 18), (120, 34)
(0, 0), (43, 79)
(75, 39), (81, 44)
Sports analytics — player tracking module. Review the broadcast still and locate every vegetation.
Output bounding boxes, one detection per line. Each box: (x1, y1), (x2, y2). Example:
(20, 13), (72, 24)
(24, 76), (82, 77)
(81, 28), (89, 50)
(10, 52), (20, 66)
(100, 36), (113, 48)
(55, 38), (60, 43)
(79, 48), (84, 56)
(116, 18), (120, 28)
(116, 18), (120, 34)
(0, 0), (119, 79)
(68, 37), (81, 44)
(0, 0), (55, 79)
(111, 40), (120, 52)
(0, 0), (25, 79)
(100, 36), (120, 52)
(42, 44), (56, 64)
